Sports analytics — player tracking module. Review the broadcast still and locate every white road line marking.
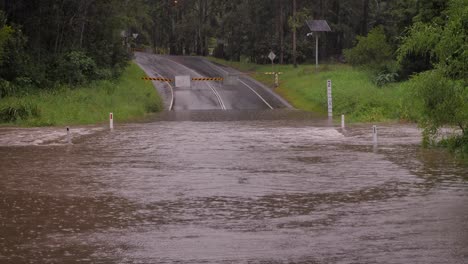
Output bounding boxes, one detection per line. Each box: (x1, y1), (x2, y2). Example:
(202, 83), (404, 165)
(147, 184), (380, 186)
(152, 68), (174, 111)
(164, 57), (226, 110)
(203, 59), (274, 109)
(208, 83), (226, 110)
(135, 53), (174, 111)
(238, 79), (274, 109)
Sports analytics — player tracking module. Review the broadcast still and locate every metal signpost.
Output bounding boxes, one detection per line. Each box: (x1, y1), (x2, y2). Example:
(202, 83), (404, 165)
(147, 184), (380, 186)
(305, 20), (331, 70)
(315, 34), (319, 69)
(268, 51), (276, 71)
(327, 80), (332, 118)
(268, 51), (278, 87)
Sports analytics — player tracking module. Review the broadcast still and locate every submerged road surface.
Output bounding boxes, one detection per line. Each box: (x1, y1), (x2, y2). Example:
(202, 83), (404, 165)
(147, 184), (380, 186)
(0, 110), (467, 263)
(134, 53), (291, 111)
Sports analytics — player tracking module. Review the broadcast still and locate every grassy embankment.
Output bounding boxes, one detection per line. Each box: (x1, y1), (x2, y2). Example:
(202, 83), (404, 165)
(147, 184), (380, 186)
(209, 57), (413, 123)
(0, 63), (162, 127)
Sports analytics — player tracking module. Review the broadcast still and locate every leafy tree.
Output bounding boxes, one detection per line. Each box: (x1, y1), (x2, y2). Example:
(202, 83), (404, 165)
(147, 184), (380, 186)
(398, 0), (467, 147)
(0, 11), (13, 64)
(0, 0), (145, 89)
(343, 27), (393, 68)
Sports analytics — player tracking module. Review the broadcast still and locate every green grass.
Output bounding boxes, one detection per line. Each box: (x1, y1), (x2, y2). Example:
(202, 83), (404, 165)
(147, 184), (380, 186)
(0, 62), (163, 126)
(209, 57), (412, 123)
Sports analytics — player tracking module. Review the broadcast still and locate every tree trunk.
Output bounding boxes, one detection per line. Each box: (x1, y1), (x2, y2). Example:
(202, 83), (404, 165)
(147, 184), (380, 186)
(79, 3), (89, 49)
(280, 0), (284, 64)
(319, 0), (323, 18)
(292, 0), (297, 68)
(362, 0), (369, 35)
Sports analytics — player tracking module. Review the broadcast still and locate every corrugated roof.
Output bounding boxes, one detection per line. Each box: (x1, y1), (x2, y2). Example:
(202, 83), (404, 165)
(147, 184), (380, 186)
(306, 20), (331, 32)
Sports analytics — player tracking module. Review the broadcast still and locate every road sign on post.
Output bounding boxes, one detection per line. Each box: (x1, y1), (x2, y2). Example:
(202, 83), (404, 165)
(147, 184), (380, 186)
(268, 51), (276, 71)
(268, 51), (277, 86)
(268, 51), (276, 62)
(327, 80), (332, 118)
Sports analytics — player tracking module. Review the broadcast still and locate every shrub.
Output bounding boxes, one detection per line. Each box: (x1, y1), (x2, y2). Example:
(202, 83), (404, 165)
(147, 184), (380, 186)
(408, 69), (467, 144)
(344, 27), (393, 68)
(0, 79), (14, 98)
(0, 11), (13, 64)
(375, 72), (398, 87)
(56, 51), (97, 86)
(0, 102), (40, 122)
(94, 68), (113, 80)
(438, 134), (468, 155)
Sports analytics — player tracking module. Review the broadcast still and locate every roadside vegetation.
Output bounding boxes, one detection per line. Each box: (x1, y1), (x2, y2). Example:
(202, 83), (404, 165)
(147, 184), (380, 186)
(0, 1), (162, 126)
(210, 0), (467, 155)
(208, 58), (410, 123)
(0, 63), (162, 126)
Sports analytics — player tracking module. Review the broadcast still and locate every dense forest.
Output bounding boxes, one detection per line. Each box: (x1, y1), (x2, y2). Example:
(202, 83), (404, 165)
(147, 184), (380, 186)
(0, 0), (152, 91)
(0, 0), (461, 87)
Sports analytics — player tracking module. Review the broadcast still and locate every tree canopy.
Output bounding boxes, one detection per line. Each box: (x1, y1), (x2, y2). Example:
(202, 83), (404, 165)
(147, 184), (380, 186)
(397, 0), (467, 143)
(0, 0), (455, 87)
(0, 0), (147, 91)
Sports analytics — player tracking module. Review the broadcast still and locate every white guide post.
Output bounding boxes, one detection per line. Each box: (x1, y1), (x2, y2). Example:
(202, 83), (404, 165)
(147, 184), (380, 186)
(110, 112), (114, 130)
(373, 125), (378, 144)
(327, 80), (333, 118)
(341, 115), (345, 129)
(66, 127), (71, 144)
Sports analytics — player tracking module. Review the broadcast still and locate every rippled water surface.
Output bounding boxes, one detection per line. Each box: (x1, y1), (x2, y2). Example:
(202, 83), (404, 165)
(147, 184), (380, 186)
(1, 110), (467, 263)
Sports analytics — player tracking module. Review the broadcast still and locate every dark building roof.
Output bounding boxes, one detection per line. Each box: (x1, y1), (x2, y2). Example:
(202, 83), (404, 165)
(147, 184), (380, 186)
(306, 20), (332, 32)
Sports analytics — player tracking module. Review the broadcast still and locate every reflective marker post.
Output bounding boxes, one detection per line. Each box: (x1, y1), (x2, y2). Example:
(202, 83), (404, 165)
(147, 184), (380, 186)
(373, 125), (378, 144)
(341, 115), (345, 129)
(110, 112), (114, 130)
(66, 127), (71, 144)
(327, 80), (333, 118)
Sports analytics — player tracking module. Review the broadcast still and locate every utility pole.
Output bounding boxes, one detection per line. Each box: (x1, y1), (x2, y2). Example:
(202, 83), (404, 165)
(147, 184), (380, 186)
(292, 0), (297, 68)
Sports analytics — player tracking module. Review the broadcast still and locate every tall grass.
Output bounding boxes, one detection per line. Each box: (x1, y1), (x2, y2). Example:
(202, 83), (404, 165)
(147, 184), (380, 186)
(209, 57), (411, 123)
(0, 63), (162, 126)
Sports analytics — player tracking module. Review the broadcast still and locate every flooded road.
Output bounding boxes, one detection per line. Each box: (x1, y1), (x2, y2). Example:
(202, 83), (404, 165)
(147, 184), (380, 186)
(134, 53), (291, 111)
(1, 110), (467, 263)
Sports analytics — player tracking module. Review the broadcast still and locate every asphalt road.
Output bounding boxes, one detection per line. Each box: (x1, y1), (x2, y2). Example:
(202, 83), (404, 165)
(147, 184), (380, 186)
(134, 52), (292, 111)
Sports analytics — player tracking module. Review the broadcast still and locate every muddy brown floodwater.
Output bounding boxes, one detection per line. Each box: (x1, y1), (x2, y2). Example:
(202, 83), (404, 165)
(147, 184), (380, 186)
(1, 110), (467, 264)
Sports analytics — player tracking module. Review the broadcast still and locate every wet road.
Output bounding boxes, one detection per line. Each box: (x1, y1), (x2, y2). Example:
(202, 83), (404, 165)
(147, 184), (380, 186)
(1, 111), (467, 263)
(134, 53), (291, 111)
